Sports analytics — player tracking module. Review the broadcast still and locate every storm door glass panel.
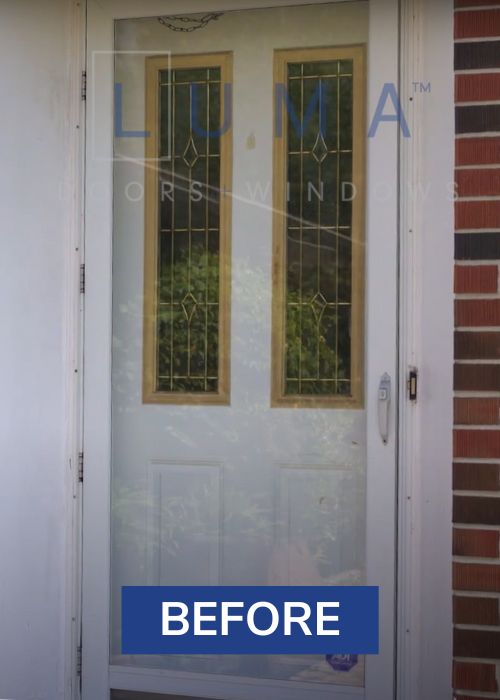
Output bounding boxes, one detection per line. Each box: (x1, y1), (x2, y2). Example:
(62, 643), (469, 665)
(272, 48), (364, 408)
(143, 54), (231, 404)
(111, 5), (371, 698)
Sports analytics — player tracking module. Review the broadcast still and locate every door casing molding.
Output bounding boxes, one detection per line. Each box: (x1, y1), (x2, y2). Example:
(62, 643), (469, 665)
(397, 1), (454, 699)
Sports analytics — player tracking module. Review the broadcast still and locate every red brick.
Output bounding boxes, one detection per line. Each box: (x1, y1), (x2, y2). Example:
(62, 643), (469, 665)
(454, 528), (499, 557)
(455, 265), (498, 293)
(456, 0), (500, 6)
(456, 73), (500, 102)
(451, 696), (496, 700)
(454, 462), (500, 491)
(454, 364), (500, 391)
(454, 562), (500, 591)
(454, 429), (500, 458)
(454, 595), (500, 625)
(453, 660), (498, 692)
(455, 398), (500, 424)
(454, 496), (500, 525)
(456, 137), (500, 166)
(455, 9), (500, 39)
(456, 299), (500, 326)
(456, 171), (500, 199)
(455, 332), (500, 360)
(455, 628), (500, 659)
(456, 201), (500, 230)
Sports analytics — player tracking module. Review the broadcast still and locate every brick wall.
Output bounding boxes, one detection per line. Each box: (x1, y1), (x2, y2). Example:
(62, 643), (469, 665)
(454, 2), (500, 698)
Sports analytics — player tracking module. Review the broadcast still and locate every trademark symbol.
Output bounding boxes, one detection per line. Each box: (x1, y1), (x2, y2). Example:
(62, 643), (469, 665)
(413, 81), (431, 94)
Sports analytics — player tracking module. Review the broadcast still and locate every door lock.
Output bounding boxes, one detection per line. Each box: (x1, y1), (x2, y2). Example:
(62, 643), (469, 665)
(378, 373), (391, 445)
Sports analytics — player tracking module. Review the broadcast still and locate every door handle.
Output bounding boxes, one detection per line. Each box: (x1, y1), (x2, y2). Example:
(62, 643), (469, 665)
(378, 373), (391, 445)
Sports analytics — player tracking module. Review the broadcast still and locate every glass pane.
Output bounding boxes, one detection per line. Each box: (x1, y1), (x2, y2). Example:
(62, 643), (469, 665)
(146, 61), (229, 399)
(302, 60), (339, 77)
(112, 4), (368, 698)
(282, 56), (358, 401)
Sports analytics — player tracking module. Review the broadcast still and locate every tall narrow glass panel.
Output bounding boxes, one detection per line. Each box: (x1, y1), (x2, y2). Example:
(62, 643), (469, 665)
(111, 4), (368, 697)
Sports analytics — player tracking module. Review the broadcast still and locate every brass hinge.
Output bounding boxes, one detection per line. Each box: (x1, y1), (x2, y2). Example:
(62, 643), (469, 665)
(80, 264), (85, 294)
(81, 71), (87, 101)
(407, 367), (418, 402)
(78, 452), (84, 483)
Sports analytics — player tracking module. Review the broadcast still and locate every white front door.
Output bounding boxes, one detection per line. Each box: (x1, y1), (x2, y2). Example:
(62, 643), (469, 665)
(82, 1), (400, 699)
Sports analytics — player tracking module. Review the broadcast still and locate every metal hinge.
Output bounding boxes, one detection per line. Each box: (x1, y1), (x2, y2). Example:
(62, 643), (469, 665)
(76, 644), (82, 677)
(81, 71), (87, 101)
(407, 367), (418, 402)
(80, 264), (85, 294)
(78, 452), (84, 483)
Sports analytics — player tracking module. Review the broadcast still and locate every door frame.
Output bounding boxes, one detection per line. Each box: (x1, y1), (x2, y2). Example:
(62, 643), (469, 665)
(68, 0), (455, 698)
(396, 1), (454, 699)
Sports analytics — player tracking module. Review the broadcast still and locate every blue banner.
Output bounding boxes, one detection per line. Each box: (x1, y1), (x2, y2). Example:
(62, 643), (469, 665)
(122, 586), (379, 655)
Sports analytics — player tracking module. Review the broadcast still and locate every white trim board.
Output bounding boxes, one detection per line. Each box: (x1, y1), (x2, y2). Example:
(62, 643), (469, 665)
(397, 0), (454, 699)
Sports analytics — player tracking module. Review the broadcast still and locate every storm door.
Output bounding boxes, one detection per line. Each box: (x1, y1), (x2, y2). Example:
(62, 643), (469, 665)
(82, 2), (400, 699)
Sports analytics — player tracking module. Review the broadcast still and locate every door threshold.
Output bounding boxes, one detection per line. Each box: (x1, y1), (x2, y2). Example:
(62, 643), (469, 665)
(110, 665), (364, 700)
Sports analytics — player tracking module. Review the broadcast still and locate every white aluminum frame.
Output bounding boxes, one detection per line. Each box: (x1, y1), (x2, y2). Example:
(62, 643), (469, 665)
(62, 1), (87, 699)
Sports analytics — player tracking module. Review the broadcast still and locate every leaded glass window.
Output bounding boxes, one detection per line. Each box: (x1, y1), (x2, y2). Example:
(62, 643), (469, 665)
(272, 47), (364, 408)
(144, 54), (232, 404)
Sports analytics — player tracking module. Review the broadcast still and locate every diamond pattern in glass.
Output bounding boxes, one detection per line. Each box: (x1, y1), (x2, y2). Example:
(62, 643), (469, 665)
(156, 66), (222, 394)
(284, 60), (354, 397)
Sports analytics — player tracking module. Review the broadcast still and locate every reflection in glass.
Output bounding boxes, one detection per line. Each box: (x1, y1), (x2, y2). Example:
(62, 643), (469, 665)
(112, 4), (368, 694)
(157, 67), (222, 394)
(285, 60), (354, 398)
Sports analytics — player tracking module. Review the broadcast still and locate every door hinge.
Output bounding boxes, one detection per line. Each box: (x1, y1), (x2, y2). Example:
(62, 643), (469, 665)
(76, 644), (82, 677)
(407, 367), (418, 402)
(78, 452), (84, 483)
(80, 264), (85, 294)
(81, 71), (87, 101)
